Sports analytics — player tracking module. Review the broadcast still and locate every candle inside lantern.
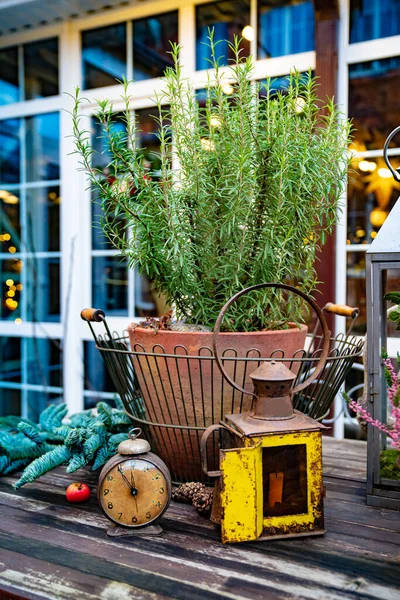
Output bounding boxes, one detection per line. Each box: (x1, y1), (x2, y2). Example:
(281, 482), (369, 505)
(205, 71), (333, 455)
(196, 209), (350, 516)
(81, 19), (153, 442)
(268, 472), (284, 507)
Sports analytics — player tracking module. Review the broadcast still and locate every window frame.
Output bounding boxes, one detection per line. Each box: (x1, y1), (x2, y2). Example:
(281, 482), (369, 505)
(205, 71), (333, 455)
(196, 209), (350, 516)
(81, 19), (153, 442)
(0, 1), (316, 416)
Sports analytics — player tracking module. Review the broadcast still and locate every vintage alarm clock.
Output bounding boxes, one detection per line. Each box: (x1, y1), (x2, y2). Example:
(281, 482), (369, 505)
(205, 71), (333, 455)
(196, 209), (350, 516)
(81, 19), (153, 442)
(97, 428), (172, 537)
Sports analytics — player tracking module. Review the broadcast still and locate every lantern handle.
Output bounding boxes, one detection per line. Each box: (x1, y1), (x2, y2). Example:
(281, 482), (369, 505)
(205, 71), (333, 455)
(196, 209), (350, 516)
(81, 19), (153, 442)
(213, 282), (331, 398)
(383, 126), (400, 182)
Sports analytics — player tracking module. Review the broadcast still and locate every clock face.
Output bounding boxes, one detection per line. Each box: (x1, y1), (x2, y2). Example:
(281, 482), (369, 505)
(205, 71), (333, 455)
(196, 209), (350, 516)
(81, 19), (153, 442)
(99, 457), (169, 527)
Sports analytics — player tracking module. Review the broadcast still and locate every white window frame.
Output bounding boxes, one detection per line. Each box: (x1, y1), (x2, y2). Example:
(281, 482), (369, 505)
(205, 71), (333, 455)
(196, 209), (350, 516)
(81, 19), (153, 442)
(0, 0), (316, 416)
(334, 0), (400, 437)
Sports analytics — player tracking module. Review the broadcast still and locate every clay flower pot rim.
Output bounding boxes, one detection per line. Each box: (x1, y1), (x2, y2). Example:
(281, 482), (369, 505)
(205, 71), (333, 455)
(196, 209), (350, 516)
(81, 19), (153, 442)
(129, 323), (307, 336)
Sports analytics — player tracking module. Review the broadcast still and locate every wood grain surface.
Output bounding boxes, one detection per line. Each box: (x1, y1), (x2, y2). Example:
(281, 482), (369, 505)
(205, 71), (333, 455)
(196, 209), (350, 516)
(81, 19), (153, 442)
(0, 438), (399, 600)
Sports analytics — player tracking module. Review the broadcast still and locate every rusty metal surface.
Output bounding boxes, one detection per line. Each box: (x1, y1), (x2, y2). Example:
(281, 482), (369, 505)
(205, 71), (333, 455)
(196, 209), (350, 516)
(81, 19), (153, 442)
(224, 410), (327, 438)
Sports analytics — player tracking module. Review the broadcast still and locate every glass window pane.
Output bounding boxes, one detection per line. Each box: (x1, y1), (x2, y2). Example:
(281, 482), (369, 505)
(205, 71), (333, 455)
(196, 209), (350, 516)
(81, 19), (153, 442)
(136, 107), (162, 177)
(82, 23), (126, 90)
(24, 38), (59, 100)
(25, 113), (60, 182)
(258, 0), (315, 59)
(346, 251), (366, 335)
(0, 258), (23, 320)
(348, 157), (400, 246)
(0, 388), (21, 416)
(0, 189), (20, 253)
(25, 186), (60, 252)
(26, 390), (63, 423)
(91, 115), (127, 251)
(0, 118), (20, 184)
(134, 271), (166, 317)
(349, 57), (400, 152)
(0, 337), (21, 382)
(92, 255), (128, 315)
(133, 11), (178, 81)
(0, 46), (19, 105)
(84, 340), (115, 393)
(350, 0), (400, 43)
(24, 338), (62, 387)
(24, 257), (60, 322)
(196, 0), (250, 71)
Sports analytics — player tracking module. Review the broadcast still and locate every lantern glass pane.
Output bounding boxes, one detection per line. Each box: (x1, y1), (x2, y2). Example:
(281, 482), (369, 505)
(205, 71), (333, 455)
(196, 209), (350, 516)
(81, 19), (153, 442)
(379, 267), (400, 482)
(262, 444), (307, 516)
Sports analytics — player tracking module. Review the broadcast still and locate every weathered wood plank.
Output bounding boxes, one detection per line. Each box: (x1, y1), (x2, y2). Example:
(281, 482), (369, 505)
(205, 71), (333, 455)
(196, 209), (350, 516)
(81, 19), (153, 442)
(0, 547), (165, 600)
(0, 498), (398, 600)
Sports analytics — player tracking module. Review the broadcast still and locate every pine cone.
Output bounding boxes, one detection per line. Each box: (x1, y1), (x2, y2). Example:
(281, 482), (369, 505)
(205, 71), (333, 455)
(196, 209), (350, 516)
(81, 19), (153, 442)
(192, 487), (213, 515)
(172, 482), (206, 504)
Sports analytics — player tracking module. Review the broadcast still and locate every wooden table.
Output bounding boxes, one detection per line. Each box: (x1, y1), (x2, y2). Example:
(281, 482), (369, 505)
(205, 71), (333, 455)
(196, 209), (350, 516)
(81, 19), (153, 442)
(0, 438), (399, 600)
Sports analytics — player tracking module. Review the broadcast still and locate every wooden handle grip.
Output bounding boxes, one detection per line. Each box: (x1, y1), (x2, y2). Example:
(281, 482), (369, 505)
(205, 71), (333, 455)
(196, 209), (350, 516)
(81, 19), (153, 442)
(323, 303), (359, 319)
(80, 308), (105, 322)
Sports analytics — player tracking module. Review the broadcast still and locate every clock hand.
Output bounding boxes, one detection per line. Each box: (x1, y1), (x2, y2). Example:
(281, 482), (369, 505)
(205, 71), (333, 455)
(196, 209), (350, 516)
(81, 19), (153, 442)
(130, 471), (139, 512)
(118, 466), (133, 491)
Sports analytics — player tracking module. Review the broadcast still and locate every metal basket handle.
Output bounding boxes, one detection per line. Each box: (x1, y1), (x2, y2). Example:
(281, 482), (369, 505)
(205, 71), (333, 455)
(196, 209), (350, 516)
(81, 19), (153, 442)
(212, 282), (331, 398)
(383, 126), (400, 182)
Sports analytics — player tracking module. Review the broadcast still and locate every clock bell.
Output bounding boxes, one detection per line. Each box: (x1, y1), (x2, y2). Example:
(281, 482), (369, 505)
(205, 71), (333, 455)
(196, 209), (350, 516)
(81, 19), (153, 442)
(201, 283), (330, 544)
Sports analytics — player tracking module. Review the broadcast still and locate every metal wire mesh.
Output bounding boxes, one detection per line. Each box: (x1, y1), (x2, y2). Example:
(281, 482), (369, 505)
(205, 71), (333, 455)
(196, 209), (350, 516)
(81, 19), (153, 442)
(90, 326), (363, 484)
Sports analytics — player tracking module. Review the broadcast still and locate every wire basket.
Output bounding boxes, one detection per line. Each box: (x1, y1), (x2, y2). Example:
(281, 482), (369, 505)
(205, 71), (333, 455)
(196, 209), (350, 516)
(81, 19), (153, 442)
(82, 303), (364, 484)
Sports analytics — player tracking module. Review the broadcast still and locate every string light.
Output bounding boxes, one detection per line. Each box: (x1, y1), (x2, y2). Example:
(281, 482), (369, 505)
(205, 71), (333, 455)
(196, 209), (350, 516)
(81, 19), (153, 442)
(210, 116), (221, 128)
(8, 246), (16, 254)
(7, 290), (15, 297)
(242, 25), (255, 41)
(5, 279), (14, 286)
(377, 167), (392, 179)
(3, 233), (10, 241)
(358, 160), (376, 173)
(14, 318), (22, 325)
(221, 83), (234, 95)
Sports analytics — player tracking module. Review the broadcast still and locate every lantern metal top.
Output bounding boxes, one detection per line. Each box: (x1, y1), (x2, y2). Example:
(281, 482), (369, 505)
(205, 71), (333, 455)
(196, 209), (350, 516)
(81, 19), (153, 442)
(366, 198), (400, 258)
(249, 360), (296, 383)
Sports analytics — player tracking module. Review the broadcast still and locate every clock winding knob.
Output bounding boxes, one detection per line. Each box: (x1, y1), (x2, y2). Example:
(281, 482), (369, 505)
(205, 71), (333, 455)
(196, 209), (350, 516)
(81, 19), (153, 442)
(118, 428), (151, 455)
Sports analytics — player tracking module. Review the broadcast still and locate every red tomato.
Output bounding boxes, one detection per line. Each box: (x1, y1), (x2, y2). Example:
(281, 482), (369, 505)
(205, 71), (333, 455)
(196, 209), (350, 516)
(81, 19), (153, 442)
(66, 482), (90, 503)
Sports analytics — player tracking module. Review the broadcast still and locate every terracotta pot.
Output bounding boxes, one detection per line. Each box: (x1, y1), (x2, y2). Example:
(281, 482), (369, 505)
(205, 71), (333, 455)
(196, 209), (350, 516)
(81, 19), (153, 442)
(128, 324), (307, 483)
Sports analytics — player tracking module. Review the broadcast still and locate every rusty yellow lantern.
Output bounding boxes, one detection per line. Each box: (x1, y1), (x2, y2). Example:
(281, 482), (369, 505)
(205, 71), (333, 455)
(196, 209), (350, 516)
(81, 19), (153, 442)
(201, 283), (331, 544)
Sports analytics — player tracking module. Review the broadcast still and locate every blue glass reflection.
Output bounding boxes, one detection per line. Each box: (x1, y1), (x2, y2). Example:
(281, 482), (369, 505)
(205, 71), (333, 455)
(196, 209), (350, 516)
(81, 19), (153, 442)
(258, 0), (314, 59)
(350, 0), (400, 43)
(0, 47), (19, 105)
(133, 11), (178, 81)
(196, 0), (250, 71)
(349, 56), (400, 150)
(25, 113), (60, 181)
(92, 256), (128, 315)
(91, 116), (126, 251)
(0, 118), (20, 184)
(24, 38), (59, 100)
(25, 257), (61, 322)
(82, 23), (126, 90)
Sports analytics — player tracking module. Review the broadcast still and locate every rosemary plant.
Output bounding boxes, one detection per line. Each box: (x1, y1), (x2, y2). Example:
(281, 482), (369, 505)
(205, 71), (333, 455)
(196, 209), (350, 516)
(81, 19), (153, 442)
(72, 37), (351, 331)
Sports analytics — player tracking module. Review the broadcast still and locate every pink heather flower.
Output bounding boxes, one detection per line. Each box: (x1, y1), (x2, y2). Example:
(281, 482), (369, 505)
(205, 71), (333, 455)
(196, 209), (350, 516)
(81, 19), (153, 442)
(349, 355), (400, 452)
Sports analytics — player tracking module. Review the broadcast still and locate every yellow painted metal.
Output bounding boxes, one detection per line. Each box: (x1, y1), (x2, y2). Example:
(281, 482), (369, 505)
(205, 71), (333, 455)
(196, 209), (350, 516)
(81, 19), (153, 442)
(219, 430), (324, 543)
(220, 442), (263, 543)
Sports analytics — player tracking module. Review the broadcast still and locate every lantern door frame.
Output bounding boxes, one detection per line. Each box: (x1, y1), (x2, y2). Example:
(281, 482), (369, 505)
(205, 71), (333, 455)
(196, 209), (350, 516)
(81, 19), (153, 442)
(366, 254), (400, 510)
(219, 430), (325, 543)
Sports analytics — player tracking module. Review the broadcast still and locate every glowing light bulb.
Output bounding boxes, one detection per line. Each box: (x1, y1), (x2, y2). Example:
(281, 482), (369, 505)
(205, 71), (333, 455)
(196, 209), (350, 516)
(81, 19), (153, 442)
(210, 116), (221, 128)
(7, 290), (15, 297)
(370, 208), (387, 228)
(8, 246), (16, 254)
(200, 138), (215, 151)
(358, 160), (376, 173)
(3, 233), (10, 241)
(378, 167), (392, 179)
(222, 83), (234, 95)
(14, 318), (22, 325)
(242, 25), (255, 41)
(5, 279), (14, 286)
(295, 97), (306, 114)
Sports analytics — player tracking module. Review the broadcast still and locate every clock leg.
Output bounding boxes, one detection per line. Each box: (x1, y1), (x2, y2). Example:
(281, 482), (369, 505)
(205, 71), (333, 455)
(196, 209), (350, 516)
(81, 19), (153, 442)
(106, 524), (163, 538)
